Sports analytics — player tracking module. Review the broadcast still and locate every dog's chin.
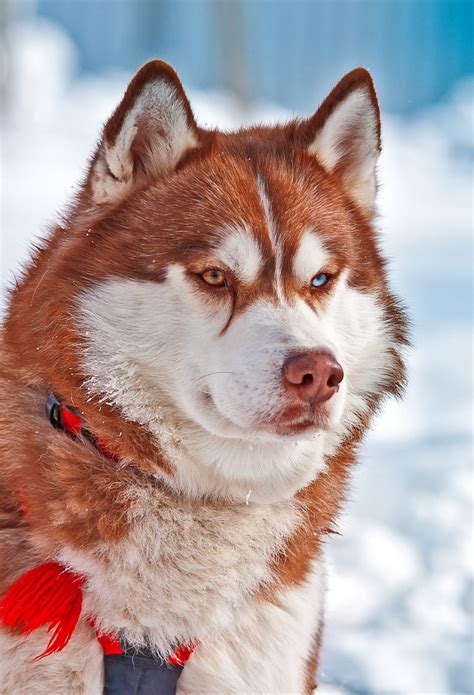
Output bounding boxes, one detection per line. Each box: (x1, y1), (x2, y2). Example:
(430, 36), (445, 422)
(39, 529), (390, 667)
(272, 419), (326, 437)
(259, 413), (334, 440)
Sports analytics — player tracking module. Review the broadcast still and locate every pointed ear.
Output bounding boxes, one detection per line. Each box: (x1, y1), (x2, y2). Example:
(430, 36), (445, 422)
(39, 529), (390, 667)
(90, 60), (199, 204)
(304, 68), (381, 217)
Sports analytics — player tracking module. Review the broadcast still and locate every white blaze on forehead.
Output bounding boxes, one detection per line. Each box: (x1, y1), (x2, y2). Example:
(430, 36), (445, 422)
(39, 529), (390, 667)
(292, 230), (331, 284)
(216, 227), (264, 283)
(256, 174), (285, 302)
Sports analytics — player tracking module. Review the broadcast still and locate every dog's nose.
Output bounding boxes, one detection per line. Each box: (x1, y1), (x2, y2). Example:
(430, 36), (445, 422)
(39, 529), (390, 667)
(282, 352), (344, 404)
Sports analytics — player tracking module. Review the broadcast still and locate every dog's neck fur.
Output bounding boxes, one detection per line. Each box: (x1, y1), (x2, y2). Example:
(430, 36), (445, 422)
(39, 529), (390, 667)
(92, 391), (333, 505)
(57, 474), (302, 656)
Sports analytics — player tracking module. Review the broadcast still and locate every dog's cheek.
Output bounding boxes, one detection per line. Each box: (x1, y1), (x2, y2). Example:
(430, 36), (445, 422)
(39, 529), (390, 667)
(77, 268), (230, 403)
(76, 277), (192, 412)
(77, 279), (177, 407)
(330, 284), (398, 422)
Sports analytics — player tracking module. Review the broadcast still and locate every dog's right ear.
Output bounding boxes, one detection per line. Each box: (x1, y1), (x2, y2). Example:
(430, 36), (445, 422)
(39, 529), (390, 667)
(90, 60), (198, 205)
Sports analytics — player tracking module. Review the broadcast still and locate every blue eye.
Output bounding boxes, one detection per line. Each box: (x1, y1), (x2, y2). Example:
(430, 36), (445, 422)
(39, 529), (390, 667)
(311, 272), (329, 288)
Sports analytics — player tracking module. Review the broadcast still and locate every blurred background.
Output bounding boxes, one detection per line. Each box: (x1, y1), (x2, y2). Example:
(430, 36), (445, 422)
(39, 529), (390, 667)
(0, 1), (472, 693)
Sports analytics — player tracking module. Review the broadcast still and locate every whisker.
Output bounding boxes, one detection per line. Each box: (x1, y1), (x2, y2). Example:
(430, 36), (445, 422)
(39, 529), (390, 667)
(197, 371), (235, 383)
(200, 371), (235, 378)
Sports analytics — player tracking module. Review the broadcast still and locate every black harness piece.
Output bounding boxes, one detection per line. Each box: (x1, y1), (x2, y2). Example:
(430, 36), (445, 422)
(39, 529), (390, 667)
(103, 645), (184, 695)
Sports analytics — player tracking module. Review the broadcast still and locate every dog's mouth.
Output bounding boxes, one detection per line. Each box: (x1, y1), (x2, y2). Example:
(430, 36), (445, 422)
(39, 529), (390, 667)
(266, 404), (331, 436)
(198, 391), (331, 439)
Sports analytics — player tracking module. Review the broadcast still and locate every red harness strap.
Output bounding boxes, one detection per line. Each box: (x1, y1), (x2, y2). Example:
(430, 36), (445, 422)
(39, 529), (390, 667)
(0, 394), (195, 666)
(95, 630), (194, 666)
(46, 394), (121, 462)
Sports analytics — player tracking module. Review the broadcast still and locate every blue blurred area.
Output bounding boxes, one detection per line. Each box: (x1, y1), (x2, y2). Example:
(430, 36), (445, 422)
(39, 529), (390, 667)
(36, 0), (473, 114)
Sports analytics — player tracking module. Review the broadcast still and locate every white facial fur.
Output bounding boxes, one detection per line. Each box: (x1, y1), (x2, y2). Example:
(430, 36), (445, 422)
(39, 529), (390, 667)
(292, 230), (330, 284)
(256, 175), (285, 302)
(216, 226), (264, 283)
(78, 222), (397, 503)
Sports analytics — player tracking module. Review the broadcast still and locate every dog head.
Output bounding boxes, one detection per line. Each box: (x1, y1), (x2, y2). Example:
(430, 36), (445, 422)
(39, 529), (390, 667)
(17, 62), (408, 500)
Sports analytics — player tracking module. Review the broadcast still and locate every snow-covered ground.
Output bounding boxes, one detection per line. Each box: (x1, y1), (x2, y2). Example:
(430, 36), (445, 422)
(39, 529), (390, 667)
(1, 21), (473, 695)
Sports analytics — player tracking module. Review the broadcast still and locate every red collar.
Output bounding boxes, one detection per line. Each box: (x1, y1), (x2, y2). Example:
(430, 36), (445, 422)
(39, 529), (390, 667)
(46, 393), (120, 462)
(0, 394), (195, 665)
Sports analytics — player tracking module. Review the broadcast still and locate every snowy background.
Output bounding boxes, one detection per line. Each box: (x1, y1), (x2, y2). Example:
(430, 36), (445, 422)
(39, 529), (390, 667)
(1, 18), (473, 695)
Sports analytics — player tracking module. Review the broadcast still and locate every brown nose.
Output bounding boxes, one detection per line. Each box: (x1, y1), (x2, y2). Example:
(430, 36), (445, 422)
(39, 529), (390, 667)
(282, 351), (344, 404)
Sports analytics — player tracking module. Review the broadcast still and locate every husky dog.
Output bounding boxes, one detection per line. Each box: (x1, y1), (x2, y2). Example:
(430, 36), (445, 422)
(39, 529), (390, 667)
(0, 61), (407, 694)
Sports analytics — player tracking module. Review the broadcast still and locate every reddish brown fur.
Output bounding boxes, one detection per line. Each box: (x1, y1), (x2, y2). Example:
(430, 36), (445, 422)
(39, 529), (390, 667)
(0, 60), (408, 689)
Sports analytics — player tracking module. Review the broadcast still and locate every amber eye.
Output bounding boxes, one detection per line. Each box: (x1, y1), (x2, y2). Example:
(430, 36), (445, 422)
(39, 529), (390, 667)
(201, 268), (226, 287)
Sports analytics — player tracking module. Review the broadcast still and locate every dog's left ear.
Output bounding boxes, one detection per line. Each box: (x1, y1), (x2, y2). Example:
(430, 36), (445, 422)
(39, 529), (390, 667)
(90, 60), (198, 205)
(302, 68), (381, 217)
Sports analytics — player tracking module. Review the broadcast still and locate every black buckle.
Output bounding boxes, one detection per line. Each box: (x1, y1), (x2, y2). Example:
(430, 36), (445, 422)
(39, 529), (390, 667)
(45, 393), (62, 429)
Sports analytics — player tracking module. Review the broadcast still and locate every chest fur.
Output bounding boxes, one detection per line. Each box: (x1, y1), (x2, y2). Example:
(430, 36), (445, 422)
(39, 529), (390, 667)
(58, 484), (300, 654)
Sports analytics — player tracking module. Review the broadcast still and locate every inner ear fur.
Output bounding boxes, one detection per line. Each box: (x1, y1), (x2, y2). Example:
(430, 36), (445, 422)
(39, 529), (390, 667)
(90, 60), (199, 205)
(301, 68), (381, 217)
